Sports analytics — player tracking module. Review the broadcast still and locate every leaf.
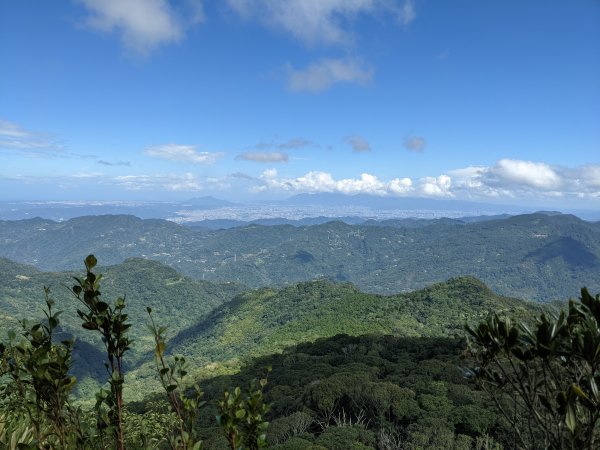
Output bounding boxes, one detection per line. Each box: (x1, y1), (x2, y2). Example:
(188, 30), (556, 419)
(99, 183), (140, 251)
(85, 254), (97, 270)
(590, 377), (599, 402)
(82, 321), (98, 330)
(48, 316), (58, 329)
(565, 403), (577, 434)
(572, 384), (595, 410)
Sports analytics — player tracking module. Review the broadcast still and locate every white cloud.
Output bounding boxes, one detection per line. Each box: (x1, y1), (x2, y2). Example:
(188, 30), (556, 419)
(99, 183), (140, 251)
(388, 177), (413, 194)
(419, 175), (452, 197)
(337, 173), (387, 195)
(0, 119), (63, 154)
(399, 0), (415, 26)
(252, 159), (600, 201)
(3, 171), (233, 193)
(487, 159), (562, 190)
(287, 58), (373, 92)
(0, 120), (29, 139)
(449, 160), (600, 200)
(77, 0), (189, 54)
(578, 165), (600, 188)
(236, 151), (289, 162)
(257, 170), (412, 196)
(145, 144), (224, 164)
(115, 172), (203, 191)
(261, 168), (279, 179)
(227, 0), (416, 46)
(345, 135), (372, 153)
(403, 135), (426, 152)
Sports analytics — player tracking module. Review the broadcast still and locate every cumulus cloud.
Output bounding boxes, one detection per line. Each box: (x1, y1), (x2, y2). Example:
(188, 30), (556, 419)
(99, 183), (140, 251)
(448, 159), (600, 199)
(256, 169), (415, 196)
(487, 159), (562, 190)
(345, 135), (372, 153)
(287, 58), (373, 92)
(77, 0), (192, 54)
(227, 0), (416, 46)
(145, 144), (224, 164)
(403, 136), (426, 152)
(388, 177), (413, 195)
(236, 151), (289, 163)
(251, 159), (600, 201)
(420, 175), (452, 197)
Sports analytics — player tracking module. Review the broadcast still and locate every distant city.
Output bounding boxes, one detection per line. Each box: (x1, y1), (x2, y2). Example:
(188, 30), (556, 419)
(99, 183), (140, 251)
(172, 205), (501, 222)
(2, 195), (598, 223)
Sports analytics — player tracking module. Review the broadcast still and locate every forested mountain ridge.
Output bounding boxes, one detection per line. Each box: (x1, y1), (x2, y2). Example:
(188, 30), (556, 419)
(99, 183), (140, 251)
(122, 275), (540, 401)
(163, 275), (538, 367)
(0, 254), (586, 449)
(1, 212), (598, 301)
(0, 257), (245, 358)
(1, 256), (540, 402)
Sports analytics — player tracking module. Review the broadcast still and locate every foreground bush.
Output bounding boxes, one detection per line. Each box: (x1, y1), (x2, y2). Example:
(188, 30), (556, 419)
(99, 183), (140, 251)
(466, 288), (600, 449)
(0, 255), (268, 450)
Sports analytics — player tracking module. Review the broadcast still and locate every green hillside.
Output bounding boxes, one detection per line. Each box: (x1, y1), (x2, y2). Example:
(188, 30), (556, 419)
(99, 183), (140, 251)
(1, 257), (540, 403)
(1, 213), (599, 301)
(123, 275), (539, 401)
(0, 257), (245, 363)
(183, 334), (510, 449)
(163, 276), (537, 368)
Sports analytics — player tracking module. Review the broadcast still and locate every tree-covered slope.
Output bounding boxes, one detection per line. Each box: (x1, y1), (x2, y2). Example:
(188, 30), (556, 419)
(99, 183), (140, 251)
(185, 334), (510, 449)
(0, 215), (201, 270)
(1, 213), (599, 301)
(0, 257), (245, 359)
(162, 276), (537, 368)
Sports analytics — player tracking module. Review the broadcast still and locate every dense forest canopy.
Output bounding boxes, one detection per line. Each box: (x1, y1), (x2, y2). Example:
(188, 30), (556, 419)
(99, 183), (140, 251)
(1, 213), (599, 301)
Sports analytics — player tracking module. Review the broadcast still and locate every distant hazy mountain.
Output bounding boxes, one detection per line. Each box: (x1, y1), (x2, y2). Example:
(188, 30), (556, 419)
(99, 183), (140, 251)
(185, 215), (511, 230)
(0, 196), (236, 221)
(1, 213), (599, 301)
(181, 196), (239, 209)
(185, 216), (368, 229)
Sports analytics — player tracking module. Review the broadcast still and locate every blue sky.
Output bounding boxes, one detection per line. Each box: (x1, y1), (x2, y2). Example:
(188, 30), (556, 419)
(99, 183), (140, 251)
(1, 0), (599, 207)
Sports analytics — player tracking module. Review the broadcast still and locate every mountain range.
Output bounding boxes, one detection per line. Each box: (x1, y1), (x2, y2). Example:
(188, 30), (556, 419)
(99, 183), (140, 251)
(0, 255), (540, 400)
(1, 212), (599, 301)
